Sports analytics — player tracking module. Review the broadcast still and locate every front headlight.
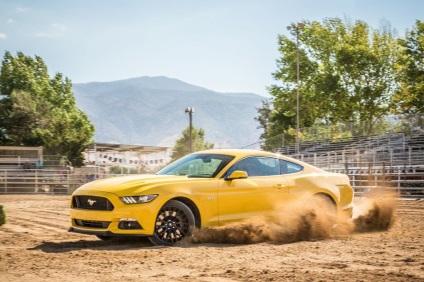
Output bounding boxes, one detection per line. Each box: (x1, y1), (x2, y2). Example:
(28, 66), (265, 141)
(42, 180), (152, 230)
(120, 194), (158, 204)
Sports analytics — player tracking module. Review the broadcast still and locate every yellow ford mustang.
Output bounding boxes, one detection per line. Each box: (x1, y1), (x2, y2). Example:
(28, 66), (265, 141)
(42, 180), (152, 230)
(69, 149), (354, 245)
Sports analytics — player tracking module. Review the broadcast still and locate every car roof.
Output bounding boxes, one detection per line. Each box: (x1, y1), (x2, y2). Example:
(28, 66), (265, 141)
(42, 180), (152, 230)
(192, 149), (302, 162)
(193, 149), (277, 158)
(192, 149), (323, 172)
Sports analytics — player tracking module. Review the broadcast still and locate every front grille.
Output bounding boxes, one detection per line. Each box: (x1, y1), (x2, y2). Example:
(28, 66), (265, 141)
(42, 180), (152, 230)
(72, 196), (114, 211)
(74, 219), (110, 228)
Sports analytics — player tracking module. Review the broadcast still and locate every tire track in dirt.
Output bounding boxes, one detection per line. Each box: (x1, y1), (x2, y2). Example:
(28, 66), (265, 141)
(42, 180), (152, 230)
(8, 217), (69, 234)
(5, 210), (68, 222)
(9, 209), (70, 224)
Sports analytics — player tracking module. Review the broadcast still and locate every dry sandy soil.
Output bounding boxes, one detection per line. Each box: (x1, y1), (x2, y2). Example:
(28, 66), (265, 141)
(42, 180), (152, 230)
(0, 194), (423, 282)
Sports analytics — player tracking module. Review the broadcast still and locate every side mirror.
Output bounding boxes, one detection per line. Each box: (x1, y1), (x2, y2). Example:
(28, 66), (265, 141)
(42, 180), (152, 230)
(225, 170), (248, 180)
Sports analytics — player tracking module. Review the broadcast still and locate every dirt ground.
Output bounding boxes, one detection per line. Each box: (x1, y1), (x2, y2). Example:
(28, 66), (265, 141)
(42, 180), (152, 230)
(0, 194), (423, 282)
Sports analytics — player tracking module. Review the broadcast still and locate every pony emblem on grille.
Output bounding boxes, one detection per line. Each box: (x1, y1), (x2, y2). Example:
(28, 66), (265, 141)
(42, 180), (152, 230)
(87, 199), (97, 206)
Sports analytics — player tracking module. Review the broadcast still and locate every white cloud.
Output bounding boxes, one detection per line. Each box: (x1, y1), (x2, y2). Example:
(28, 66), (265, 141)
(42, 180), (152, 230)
(16, 6), (28, 13)
(52, 23), (69, 33)
(34, 32), (52, 38)
(7, 18), (14, 24)
(0, 33), (7, 40)
(34, 23), (69, 38)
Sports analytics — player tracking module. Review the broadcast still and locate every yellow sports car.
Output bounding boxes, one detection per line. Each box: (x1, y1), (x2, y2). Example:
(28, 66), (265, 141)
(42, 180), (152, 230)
(69, 149), (354, 245)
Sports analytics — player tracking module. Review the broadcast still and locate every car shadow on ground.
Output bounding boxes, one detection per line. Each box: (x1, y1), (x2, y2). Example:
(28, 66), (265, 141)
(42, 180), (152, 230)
(27, 237), (160, 253)
(27, 237), (240, 253)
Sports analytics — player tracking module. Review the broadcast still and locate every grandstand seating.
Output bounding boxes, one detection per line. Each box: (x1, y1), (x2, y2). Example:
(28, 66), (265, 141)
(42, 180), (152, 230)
(277, 131), (424, 197)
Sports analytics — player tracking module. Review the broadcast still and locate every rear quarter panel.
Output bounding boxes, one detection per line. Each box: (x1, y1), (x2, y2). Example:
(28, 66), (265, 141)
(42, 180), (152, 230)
(283, 170), (353, 212)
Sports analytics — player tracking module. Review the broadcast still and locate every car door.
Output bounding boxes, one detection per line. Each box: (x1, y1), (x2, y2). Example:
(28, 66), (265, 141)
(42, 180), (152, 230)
(279, 159), (307, 200)
(217, 156), (290, 225)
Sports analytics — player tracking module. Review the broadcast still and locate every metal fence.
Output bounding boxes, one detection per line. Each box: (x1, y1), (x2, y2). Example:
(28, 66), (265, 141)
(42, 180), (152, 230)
(0, 169), (86, 194)
(0, 169), (148, 195)
(325, 163), (424, 197)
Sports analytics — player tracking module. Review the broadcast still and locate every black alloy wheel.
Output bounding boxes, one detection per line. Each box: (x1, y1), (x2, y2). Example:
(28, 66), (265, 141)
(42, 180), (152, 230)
(149, 200), (195, 246)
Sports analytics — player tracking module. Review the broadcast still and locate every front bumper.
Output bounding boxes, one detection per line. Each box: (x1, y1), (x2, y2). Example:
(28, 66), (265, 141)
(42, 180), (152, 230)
(69, 190), (159, 236)
(68, 227), (149, 237)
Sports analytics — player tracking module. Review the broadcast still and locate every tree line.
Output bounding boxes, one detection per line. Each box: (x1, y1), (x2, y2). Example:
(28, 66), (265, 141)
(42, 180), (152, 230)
(257, 18), (423, 150)
(0, 51), (94, 166)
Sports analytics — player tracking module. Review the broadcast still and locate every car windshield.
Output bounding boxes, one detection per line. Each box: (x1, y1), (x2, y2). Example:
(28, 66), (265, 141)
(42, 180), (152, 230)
(157, 153), (235, 178)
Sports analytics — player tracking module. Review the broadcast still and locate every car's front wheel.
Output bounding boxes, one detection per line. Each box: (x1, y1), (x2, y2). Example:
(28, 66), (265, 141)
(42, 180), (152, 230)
(149, 200), (195, 246)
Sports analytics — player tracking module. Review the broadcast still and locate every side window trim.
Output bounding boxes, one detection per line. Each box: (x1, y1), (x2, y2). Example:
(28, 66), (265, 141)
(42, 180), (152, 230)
(280, 159), (304, 174)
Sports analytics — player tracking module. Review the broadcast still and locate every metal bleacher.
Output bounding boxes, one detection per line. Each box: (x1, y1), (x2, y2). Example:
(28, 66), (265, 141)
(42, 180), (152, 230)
(277, 131), (424, 197)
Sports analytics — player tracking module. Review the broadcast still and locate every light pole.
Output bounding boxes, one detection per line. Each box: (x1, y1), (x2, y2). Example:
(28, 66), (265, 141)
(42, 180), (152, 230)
(185, 107), (194, 153)
(287, 22), (304, 155)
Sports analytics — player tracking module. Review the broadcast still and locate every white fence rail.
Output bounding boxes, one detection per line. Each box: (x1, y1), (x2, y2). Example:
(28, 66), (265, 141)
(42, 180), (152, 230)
(0, 169), (86, 194)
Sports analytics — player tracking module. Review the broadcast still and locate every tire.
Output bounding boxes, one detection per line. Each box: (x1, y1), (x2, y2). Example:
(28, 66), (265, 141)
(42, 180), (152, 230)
(309, 194), (337, 215)
(149, 200), (195, 246)
(96, 235), (113, 241)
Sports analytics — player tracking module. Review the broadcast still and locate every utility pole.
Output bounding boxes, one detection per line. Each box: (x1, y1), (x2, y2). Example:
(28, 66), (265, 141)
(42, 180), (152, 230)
(185, 107), (194, 153)
(287, 22), (304, 155)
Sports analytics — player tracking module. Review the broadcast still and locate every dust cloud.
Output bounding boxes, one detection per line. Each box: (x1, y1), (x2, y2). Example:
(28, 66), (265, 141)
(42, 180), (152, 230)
(352, 193), (397, 232)
(189, 192), (398, 245)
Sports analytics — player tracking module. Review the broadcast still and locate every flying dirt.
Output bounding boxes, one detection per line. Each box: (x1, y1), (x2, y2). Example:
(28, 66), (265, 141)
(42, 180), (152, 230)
(190, 193), (398, 245)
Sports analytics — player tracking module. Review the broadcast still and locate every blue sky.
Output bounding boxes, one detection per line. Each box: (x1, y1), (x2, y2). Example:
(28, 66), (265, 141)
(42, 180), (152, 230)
(0, 0), (422, 97)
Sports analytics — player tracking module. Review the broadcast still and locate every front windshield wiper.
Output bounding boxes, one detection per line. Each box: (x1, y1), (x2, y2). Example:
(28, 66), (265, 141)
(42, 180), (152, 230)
(155, 172), (187, 176)
(187, 174), (212, 178)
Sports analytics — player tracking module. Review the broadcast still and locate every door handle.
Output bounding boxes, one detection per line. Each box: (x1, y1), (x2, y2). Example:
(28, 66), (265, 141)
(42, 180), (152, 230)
(274, 184), (286, 190)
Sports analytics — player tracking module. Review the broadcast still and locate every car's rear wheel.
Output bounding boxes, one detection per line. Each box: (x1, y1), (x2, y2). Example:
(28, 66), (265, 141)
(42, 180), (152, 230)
(149, 200), (195, 246)
(309, 194), (337, 215)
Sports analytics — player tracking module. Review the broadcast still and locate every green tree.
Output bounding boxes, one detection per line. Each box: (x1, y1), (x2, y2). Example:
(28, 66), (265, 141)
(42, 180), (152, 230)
(0, 51), (94, 166)
(170, 126), (214, 161)
(109, 166), (143, 174)
(258, 18), (401, 149)
(255, 98), (296, 151)
(394, 20), (424, 114)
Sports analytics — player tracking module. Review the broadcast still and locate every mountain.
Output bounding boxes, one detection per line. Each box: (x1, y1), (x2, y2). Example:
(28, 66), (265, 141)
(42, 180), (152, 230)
(72, 76), (265, 148)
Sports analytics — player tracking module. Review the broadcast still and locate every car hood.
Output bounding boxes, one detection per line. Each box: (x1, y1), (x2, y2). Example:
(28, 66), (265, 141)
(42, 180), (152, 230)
(74, 174), (195, 196)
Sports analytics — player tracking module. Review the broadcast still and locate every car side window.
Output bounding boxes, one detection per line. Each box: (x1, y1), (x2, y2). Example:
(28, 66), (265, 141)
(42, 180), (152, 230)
(280, 160), (303, 174)
(226, 157), (280, 177)
(258, 157), (280, 176)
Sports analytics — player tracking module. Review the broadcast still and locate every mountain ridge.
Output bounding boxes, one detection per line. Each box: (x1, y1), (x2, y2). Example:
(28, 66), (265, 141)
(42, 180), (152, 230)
(72, 76), (265, 148)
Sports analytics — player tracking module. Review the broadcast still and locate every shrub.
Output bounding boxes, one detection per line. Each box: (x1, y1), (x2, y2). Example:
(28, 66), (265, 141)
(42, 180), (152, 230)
(109, 166), (142, 175)
(0, 205), (5, 226)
